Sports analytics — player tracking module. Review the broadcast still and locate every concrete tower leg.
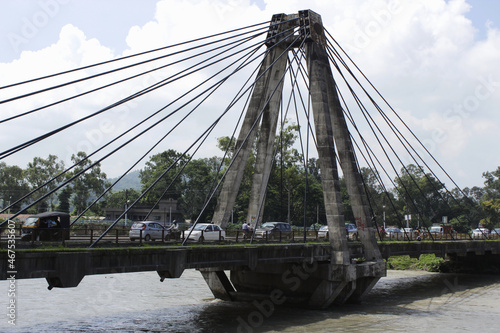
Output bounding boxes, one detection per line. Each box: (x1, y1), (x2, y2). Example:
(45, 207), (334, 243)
(212, 15), (291, 230)
(304, 11), (385, 303)
(204, 10), (386, 307)
(306, 42), (350, 266)
(245, 45), (287, 229)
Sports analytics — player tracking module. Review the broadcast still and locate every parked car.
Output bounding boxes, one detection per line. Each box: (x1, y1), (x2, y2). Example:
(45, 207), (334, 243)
(429, 224), (453, 234)
(472, 228), (489, 239)
(254, 222), (292, 240)
(318, 225), (328, 239)
(21, 211), (70, 241)
(346, 223), (358, 240)
(186, 223), (225, 242)
(490, 228), (500, 239)
(402, 228), (415, 239)
(385, 227), (402, 239)
(129, 221), (166, 241)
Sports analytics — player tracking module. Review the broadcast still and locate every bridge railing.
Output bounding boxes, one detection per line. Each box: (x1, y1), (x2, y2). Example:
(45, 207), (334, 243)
(1, 226), (499, 249)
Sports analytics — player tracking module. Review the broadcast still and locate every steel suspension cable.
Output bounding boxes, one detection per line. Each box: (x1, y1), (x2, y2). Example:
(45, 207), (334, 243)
(0, 28), (269, 124)
(0, 31), (275, 225)
(185, 34), (305, 245)
(0, 20), (271, 91)
(325, 29), (467, 200)
(326, 37), (465, 234)
(75, 26), (300, 232)
(324, 41), (436, 238)
(0, 27), (296, 160)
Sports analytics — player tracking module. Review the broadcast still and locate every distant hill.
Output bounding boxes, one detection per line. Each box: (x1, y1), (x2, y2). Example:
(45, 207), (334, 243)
(108, 170), (142, 191)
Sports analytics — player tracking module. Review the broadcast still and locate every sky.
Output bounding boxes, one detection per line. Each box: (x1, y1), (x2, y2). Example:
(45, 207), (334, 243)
(0, 0), (499, 191)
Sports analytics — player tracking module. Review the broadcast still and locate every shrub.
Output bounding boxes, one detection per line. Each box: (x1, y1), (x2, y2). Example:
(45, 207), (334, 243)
(414, 254), (445, 272)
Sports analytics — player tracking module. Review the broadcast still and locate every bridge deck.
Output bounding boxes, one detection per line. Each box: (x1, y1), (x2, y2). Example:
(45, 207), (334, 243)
(2, 241), (499, 284)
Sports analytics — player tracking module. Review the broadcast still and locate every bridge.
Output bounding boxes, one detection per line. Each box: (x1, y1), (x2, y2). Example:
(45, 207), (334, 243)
(0, 10), (491, 308)
(2, 241), (500, 309)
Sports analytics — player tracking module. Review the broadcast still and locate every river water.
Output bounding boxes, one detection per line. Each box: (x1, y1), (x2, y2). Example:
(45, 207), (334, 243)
(2, 269), (499, 332)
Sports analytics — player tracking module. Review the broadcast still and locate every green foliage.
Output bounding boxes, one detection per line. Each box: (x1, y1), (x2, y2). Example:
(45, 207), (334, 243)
(25, 154), (65, 212)
(56, 186), (72, 213)
(181, 157), (222, 221)
(386, 255), (418, 270)
(105, 189), (140, 209)
(480, 199), (500, 230)
(262, 122), (326, 226)
(2, 132), (500, 235)
(69, 152), (109, 215)
(414, 254), (445, 272)
(386, 254), (444, 272)
(139, 149), (187, 203)
(393, 164), (446, 226)
(0, 162), (30, 212)
(482, 166), (500, 199)
(449, 215), (470, 233)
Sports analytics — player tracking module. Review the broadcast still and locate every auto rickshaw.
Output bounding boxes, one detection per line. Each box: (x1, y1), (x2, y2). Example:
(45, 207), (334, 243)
(21, 211), (71, 241)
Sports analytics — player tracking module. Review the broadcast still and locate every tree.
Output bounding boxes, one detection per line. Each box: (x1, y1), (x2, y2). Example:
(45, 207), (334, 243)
(139, 150), (188, 204)
(0, 162), (29, 213)
(25, 155), (65, 212)
(393, 164), (446, 227)
(480, 199), (500, 230)
(447, 187), (485, 232)
(264, 122), (315, 225)
(105, 189), (140, 209)
(181, 157), (222, 221)
(482, 167), (500, 200)
(358, 167), (400, 228)
(56, 186), (72, 213)
(70, 152), (109, 215)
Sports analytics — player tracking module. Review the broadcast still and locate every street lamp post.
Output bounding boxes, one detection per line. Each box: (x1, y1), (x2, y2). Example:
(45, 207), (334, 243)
(124, 200), (130, 227)
(383, 205), (386, 229)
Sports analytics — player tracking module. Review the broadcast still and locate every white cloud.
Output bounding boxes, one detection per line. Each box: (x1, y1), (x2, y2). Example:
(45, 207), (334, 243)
(1, 0), (499, 188)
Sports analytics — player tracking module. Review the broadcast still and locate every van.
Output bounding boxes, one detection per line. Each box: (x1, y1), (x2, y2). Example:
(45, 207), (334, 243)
(430, 225), (443, 233)
(21, 211), (71, 241)
(430, 224), (453, 234)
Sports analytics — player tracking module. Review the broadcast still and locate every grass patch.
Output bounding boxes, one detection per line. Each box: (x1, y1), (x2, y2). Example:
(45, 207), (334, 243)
(387, 254), (444, 272)
(413, 254), (445, 272)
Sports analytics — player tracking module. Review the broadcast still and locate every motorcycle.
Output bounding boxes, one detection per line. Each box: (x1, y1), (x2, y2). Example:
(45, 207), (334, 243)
(164, 228), (181, 241)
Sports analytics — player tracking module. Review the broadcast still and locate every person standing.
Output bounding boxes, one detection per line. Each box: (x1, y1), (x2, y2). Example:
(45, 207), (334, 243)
(242, 222), (250, 239)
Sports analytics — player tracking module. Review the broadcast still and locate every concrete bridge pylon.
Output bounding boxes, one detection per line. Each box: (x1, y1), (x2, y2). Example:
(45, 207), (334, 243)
(209, 10), (386, 308)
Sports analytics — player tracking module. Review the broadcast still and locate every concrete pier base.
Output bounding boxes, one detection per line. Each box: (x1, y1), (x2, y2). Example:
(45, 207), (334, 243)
(200, 260), (386, 308)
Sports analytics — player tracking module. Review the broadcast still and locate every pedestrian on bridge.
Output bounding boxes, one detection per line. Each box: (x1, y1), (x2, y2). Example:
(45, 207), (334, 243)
(242, 222), (251, 239)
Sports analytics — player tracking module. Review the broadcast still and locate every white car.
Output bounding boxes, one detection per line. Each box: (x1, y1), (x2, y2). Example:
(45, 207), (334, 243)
(472, 228), (489, 239)
(490, 228), (500, 239)
(186, 223), (225, 242)
(318, 225), (328, 239)
(129, 221), (166, 241)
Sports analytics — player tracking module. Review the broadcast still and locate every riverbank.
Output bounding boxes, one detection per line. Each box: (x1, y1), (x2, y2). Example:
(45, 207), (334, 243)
(387, 253), (500, 274)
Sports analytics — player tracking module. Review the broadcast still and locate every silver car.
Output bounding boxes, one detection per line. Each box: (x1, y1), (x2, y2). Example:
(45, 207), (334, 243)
(129, 221), (166, 241)
(254, 222), (292, 240)
(385, 227), (402, 239)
